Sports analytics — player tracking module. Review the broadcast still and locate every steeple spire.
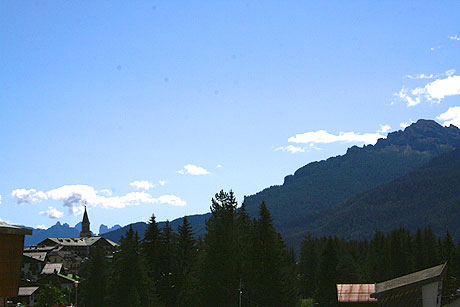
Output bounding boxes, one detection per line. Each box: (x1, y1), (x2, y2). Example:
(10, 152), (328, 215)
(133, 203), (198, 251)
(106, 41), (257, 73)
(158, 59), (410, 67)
(80, 206), (92, 238)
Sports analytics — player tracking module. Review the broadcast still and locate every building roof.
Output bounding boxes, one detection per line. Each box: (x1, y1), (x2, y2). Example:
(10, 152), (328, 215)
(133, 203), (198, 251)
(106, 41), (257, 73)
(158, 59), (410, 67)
(0, 221), (32, 235)
(42, 236), (99, 246)
(337, 284), (377, 302)
(17, 286), (40, 297)
(40, 236), (119, 247)
(23, 252), (47, 262)
(41, 263), (63, 275)
(24, 245), (56, 252)
(371, 263), (447, 298)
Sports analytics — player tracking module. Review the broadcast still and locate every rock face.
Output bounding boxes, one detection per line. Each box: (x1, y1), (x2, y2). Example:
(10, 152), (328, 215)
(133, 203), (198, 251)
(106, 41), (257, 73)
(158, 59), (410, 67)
(99, 224), (121, 235)
(24, 222), (80, 246)
(242, 120), (460, 249)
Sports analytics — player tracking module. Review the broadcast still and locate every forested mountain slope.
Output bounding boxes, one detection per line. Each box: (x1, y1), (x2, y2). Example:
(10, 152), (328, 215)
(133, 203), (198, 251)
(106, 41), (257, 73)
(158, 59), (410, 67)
(243, 120), (460, 247)
(315, 147), (460, 241)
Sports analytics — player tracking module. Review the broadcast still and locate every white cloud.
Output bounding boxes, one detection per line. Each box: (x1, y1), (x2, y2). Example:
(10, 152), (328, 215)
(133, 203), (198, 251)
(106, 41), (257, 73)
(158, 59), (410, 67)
(0, 194), (2, 204)
(158, 180), (167, 186)
(400, 120), (414, 129)
(276, 145), (306, 153)
(406, 73), (436, 80)
(449, 35), (460, 41)
(36, 224), (47, 230)
(430, 46), (442, 51)
(40, 207), (64, 219)
(217, 164), (223, 168)
(157, 195), (186, 206)
(45, 184), (186, 214)
(129, 180), (154, 191)
(394, 72), (460, 106)
(437, 106), (460, 128)
(288, 130), (384, 145)
(177, 164), (210, 175)
(97, 189), (112, 196)
(11, 189), (47, 204)
(378, 125), (391, 133)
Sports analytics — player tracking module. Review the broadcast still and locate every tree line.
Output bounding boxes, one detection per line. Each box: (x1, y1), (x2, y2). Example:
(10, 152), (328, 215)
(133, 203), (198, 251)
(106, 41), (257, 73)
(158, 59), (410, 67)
(300, 226), (460, 305)
(79, 190), (298, 306)
(75, 189), (460, 306)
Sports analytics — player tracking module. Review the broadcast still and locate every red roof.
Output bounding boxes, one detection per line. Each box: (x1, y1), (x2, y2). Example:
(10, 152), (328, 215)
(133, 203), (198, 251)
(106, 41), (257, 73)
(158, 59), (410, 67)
(337, 284), (377, 302)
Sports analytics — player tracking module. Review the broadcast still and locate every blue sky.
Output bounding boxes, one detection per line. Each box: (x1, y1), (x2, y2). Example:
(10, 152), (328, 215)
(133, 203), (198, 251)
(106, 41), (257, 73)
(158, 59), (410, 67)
(1, 1), (459, 232)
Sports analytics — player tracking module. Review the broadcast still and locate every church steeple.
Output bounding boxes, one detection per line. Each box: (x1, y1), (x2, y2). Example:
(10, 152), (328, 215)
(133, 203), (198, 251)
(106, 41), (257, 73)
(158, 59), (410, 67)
(80, 206), (92, 238)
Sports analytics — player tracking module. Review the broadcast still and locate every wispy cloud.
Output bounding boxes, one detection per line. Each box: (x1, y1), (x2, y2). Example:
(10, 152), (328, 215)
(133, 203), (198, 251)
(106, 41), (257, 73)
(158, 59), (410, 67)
(216, 164), (223, 168)
(177, 164), (210, 175)
(36, 224), (47, 230)
(449, 34), (460, 41)
(394, 70), (460, 106)
(158, 180), (167, 186)
(276, 145), (306, 153)
(406, 73), (436, 80)
(129, 180), (154, 191)
(157, 195), (186, 206)
(11, 189), (47, 204)
(378, 125), (391, 133)
(276, 144), (322, 154)
(0, 194), (2, 205)
(288, 130), (384, 145)
(437, 106), (460, 128)
(40, 207), (64, 219)
(400, 120), (414, 129)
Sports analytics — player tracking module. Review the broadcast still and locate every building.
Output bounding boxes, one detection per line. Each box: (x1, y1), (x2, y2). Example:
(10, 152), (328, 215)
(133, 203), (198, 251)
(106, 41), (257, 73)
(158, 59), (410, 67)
(337, 284), (378, 306)
(370, 263), (446, 307)
(25, 208), (119, 275)
(0, 221), (32, 307)
(80, 206), (92, 238)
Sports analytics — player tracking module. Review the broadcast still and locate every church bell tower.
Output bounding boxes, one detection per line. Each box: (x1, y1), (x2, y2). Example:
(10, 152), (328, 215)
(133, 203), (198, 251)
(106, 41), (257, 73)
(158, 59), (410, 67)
(80, 206), (92, 238)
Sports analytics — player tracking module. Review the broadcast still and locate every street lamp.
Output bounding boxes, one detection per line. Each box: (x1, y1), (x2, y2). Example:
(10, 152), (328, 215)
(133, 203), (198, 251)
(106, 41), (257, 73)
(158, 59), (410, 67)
(74, 281), (79, 307)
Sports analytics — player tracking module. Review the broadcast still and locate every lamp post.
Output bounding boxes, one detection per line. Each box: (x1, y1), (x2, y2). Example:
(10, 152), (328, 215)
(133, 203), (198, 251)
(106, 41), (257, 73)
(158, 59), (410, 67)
(74, 281), (79, 307)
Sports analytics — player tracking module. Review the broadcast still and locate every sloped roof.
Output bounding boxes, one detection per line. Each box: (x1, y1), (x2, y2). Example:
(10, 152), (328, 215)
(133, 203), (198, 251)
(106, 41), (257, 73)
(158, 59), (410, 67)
(371, 263), (447, 298)
(24, 252), (47, 262)
(40, 236), (118, 247)
(18, 286), (40, 296)
(337, 284), (377, 302)
(0, 221), (32, 235)
(41, 263), (63, 275)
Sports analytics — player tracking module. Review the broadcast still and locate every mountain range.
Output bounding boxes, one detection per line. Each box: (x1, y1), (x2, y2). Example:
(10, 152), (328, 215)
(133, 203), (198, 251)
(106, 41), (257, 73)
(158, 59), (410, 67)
(24, 120), (460, 251)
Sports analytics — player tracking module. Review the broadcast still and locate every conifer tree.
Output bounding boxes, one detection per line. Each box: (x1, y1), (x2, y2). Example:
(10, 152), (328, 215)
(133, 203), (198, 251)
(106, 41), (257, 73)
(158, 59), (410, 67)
(176, 216), (196, 291)
(157, 221), (178, 307)
(315, 237), (339, 306)
(299, 234), (319, 298)
(142, 214), (162, 281)
(249, 201), (287, 306)
(110, 226), (160, 307)
(79, 245), (108, 306)
(202, 190), (239, 306)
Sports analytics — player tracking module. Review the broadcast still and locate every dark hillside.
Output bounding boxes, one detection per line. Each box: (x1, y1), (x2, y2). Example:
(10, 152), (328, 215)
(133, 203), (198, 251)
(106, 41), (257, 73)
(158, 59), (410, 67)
(315, 147), (460, 241)
(243, 120), (460, 247)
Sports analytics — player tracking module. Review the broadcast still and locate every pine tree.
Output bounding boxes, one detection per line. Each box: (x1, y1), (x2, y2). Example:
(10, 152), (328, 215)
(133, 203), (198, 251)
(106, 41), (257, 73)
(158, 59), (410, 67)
(176, 216), (196, 292)
(142, 214), (162, 281)
(249, 201), (288, 306)
(314, 237), (339, 306)
(79, 245), (108, 306)
(110, 226), (160, 306)
(157, 221), (178, 307)
(367, 231), (389, 282)
(299, 234), (319, 298)
(202, 190), (239, 306)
